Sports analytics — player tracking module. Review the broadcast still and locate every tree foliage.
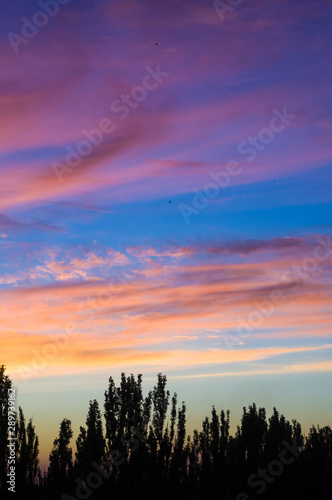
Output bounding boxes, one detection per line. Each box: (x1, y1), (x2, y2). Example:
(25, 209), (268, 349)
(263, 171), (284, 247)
(0, 367), (331, 499)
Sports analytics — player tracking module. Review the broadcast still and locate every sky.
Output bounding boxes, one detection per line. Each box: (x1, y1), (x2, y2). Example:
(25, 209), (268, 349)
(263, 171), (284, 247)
(1, 0), (332, 467)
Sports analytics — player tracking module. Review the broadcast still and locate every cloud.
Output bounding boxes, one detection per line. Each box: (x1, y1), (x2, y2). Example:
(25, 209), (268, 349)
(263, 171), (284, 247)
(126, 244), (193, 259)
(28, 249), (130, 282)
(1, 0), (331, 212)
(0, 213), (61, 233)
(170, 360), (332, 379)
(204, 237), (306, 255)
(1, 0), (331, 387)
(1, 232), (331, 378)
(125, 235), (331, 264)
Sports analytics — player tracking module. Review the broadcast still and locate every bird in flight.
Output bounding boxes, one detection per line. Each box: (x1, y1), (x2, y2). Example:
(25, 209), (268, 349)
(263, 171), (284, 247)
(155, 42), (159, 46)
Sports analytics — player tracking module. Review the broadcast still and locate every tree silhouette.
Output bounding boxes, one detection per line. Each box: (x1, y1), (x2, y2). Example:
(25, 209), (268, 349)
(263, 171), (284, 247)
(1, 367), (332, 499)
(48, 419), (73, 492)
(75, 400), (105, 478)
(265, 407), (292, 459)
(303, 424), (332, 497)
(239, 403), (267, 467)
(16, 407), (40, 493)
(170, 401), (187, 486)
(152, 373), (170, 447)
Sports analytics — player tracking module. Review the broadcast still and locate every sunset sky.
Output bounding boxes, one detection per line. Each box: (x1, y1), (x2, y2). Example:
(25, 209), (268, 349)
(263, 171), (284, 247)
(1, 0), (332, 467)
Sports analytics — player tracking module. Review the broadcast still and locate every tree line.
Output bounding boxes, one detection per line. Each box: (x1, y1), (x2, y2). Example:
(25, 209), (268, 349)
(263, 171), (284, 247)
(0, 365), (331, 499)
